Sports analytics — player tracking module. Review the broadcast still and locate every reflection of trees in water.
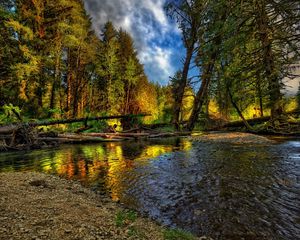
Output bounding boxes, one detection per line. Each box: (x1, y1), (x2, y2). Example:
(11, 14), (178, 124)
(0, 138), (192, 203)
(120, 141), (147, 159)
(0, 138), (191, 174)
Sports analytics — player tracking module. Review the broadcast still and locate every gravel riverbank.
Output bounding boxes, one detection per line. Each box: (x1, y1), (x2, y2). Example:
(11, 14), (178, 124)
(193, 132), (274, 144)
(0, 172), (166, 240)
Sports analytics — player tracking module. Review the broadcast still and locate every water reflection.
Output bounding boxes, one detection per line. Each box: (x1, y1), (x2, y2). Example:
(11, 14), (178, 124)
(0, 138), (191, 199)
(0, 138), (299, 239)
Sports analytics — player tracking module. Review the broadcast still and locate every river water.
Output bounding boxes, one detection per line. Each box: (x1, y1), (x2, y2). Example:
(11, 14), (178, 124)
(0, 137), (299, 239)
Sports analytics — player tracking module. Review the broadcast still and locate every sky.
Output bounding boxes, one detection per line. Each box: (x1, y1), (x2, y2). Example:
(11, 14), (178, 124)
(284, 68), (300, 96)
(84, 0), (183, 85)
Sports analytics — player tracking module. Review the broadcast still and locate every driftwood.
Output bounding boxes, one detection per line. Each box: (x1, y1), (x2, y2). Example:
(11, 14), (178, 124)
(84, 131), (192, 139)
(0, 125), (21, 134)
(149, 132), (192, 138)
(39, 135), (121, 144)
(0, 113), (150, 151)
(82, 132), (149, 140)
(84, 132), (149, 137)
(36, 131), (193, 145)
(0, 124), (43, 151)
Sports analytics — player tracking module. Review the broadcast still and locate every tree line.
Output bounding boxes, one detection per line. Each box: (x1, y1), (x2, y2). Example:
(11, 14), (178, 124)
(0, 0), (299, 131)
(0, 0), (164, 123)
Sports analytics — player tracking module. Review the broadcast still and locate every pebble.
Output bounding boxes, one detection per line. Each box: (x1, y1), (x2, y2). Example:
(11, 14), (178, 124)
(0, 172), (169, 240)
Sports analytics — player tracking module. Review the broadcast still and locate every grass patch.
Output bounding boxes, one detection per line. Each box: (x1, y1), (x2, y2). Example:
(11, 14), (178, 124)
(115, 210), (142, 238)
(115, 209), (137, 228)
(163, 228), (196, 240)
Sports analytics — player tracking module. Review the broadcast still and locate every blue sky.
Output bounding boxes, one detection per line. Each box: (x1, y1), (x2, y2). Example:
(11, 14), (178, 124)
(84, 0), (184, 85)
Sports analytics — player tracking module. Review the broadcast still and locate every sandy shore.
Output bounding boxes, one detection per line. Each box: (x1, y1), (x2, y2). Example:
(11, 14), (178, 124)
(0, 172), (167, 240)
(192, 132), (274, 144)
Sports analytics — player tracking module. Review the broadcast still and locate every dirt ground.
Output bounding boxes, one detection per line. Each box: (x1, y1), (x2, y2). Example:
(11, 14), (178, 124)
(0, 172), (166, 240)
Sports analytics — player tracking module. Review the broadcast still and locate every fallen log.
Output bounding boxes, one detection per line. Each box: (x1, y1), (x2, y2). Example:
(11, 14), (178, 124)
(0, 125), (20, 134)
(82, 132), (150, 138)
(29, 113), (150, 127)
(38, 137), (113, 143)
(149, 132), (192, 138)
(0, 113), (150, 129)
(81, 133), (134, 140)
(40, 135), (122, 143)
(84, 131), (192, 139)
(0, 114), (150, 150)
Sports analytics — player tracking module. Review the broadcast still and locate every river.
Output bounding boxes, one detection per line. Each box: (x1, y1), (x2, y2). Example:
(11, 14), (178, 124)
(0, 136), (299, 239)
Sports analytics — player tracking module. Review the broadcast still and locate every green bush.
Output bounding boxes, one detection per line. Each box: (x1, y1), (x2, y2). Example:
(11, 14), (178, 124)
(0, 104), (22, 124)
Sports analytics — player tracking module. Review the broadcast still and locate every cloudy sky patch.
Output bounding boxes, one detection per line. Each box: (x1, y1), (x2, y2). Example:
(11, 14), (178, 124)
(84, 0), (182, 84)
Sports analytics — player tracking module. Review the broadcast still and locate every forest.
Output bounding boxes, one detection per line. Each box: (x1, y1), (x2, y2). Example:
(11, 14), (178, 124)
(0, 0), (299, 133)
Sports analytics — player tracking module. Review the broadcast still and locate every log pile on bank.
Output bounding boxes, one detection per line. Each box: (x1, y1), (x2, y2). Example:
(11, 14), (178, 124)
(0, 114), (153, 151)
(0, 124), (45, 151)
(0, 130), (192, 151)
(0, 121), (192, 151)
(39, 131), (192, 144)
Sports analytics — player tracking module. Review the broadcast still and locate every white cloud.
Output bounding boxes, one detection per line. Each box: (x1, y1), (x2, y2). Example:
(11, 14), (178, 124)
(83, 0), (179, 83)
(283, 66), (300, 96)
(143, 0), (168, 28)
(139, 46), (174, 82)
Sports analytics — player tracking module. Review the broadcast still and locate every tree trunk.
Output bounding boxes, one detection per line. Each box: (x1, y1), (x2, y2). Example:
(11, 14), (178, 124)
(186, 48), (218, 131)
(173, 45), (195, 130)
(256, 0), (282, 119)
(186, 72), (210, 131)
(256, 77), (264, 117)
(227, 86), (254, 131)
(50, 43), (61, 111)
(66, 48), (72, 115)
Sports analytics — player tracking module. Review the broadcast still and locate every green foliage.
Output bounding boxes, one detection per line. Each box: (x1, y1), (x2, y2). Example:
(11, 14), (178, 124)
(84, 120), (108, 133)
(0, 104), (22, 124)
(163, 228), (196, 240)
(66, 122), (84, 132)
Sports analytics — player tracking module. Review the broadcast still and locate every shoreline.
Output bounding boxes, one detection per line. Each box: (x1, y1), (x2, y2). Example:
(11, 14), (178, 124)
(0, 172), (170, 240)
(0, 131), (285, 153)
